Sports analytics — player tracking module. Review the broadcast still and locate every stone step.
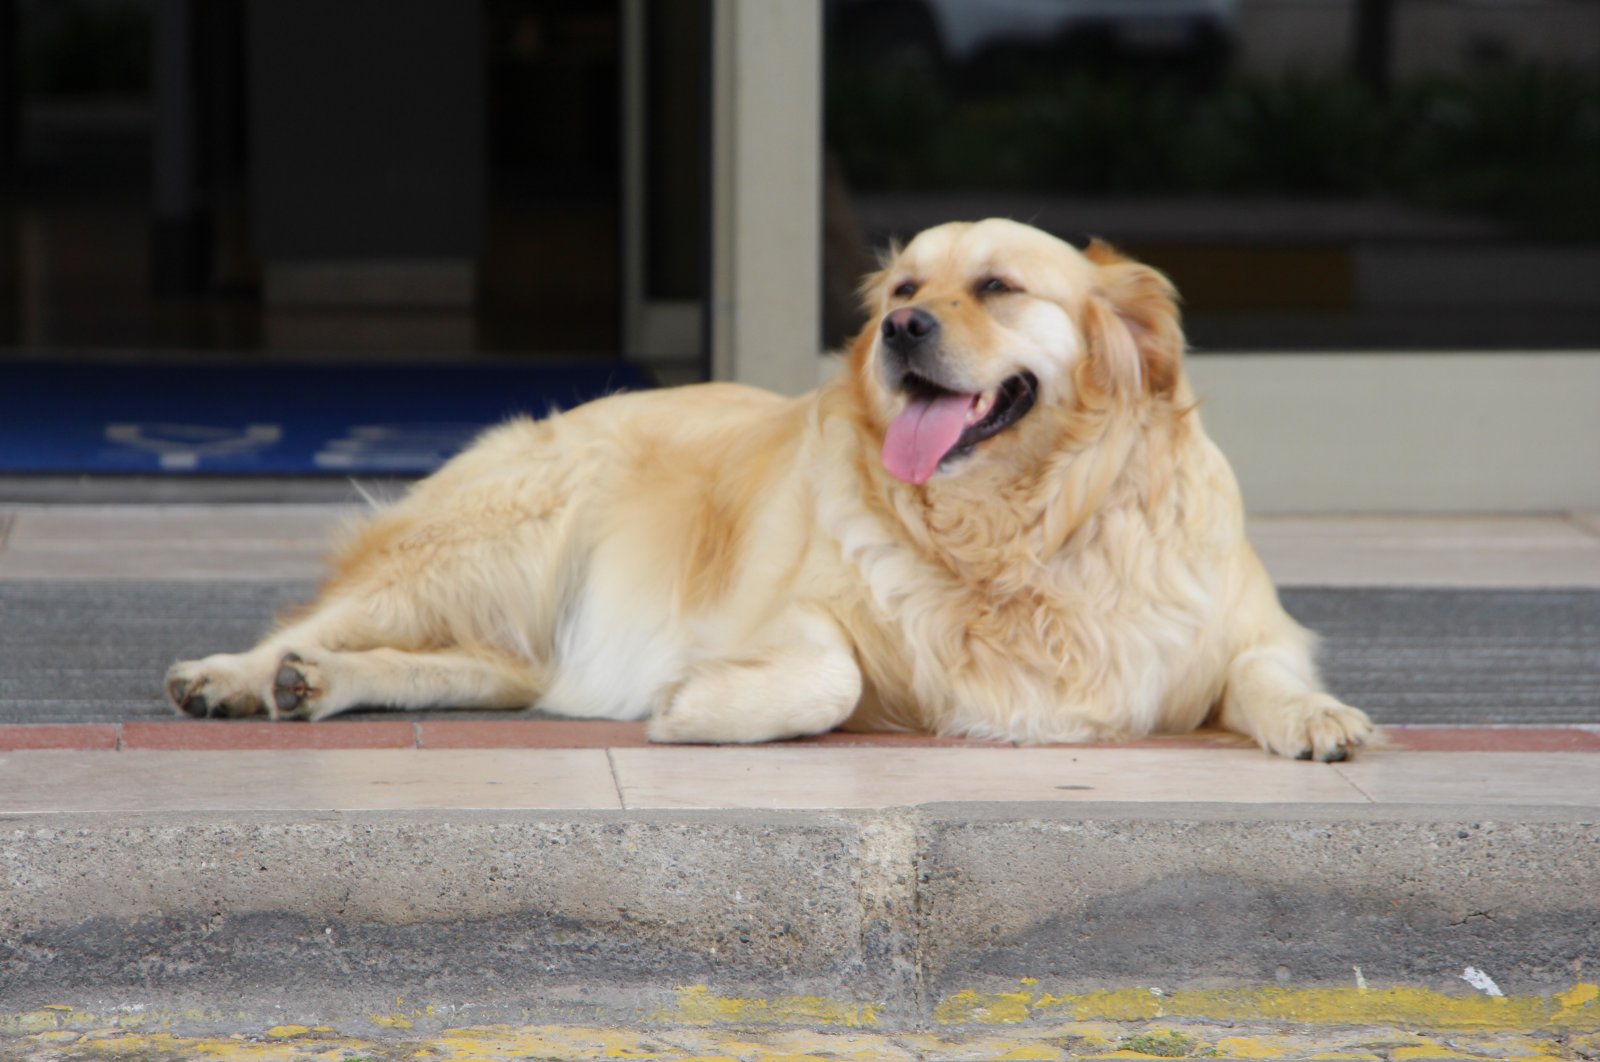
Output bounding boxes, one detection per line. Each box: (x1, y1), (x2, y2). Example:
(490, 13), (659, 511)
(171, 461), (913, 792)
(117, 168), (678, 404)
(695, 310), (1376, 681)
(3, 801), (1596, 1044)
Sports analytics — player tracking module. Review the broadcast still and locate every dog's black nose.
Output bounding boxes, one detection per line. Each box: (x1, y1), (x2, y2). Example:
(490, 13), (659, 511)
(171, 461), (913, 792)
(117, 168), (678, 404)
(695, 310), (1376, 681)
(882, 307), (939, 353)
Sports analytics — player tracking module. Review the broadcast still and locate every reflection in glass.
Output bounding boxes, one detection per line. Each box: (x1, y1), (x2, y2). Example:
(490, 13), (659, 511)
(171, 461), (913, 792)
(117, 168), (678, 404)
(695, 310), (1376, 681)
(823, 0), (1600, 352)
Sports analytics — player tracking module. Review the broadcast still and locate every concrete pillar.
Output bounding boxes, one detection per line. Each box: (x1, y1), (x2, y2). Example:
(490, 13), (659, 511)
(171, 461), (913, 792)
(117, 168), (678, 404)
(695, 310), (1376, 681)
(708, 0), (822, 394)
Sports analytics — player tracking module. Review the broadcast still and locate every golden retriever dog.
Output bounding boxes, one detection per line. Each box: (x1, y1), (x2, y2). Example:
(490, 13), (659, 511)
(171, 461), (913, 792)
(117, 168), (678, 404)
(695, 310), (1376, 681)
(167, 219), (1374, 760)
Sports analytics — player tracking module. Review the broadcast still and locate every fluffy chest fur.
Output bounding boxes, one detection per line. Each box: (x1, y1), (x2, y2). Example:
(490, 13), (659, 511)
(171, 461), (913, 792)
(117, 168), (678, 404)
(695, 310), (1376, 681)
(814, 394), (1237, 743)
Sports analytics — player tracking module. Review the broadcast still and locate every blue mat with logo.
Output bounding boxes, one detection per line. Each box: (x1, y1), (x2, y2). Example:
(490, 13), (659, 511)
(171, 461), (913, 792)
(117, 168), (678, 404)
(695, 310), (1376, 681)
(0, 360), (653, 474)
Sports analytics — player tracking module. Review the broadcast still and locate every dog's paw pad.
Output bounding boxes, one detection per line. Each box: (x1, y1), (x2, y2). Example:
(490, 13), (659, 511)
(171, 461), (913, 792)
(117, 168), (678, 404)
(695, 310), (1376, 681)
(167, 669), (209, 717)
(270, 652), (321, 720)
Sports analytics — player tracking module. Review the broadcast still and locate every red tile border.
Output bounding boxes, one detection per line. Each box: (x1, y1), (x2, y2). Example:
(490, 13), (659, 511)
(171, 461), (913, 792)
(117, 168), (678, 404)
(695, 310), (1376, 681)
(121, 720), (417, 751)
(418, 719), (652, 749)
(0, 724), (120, 751)
(1383, 726), (1600, 752)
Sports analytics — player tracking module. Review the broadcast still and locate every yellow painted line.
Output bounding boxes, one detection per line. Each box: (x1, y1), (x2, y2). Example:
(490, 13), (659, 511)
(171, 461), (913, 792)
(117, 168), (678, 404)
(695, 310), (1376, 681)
(655, 985), (882, 1028)
(1213, 1036), (1286, 1059)
(369, 1011), (415, 1030)
(1560, 983), (1600, 1009)
(429, 1024), (675, 1060)
(934, 981), (1600, 1032)
(994, 1046), (1060, 1060)
(264, 1024), (310, 1038)
(9, 982), (1594, 1041)
(4, 985), (1597, 1062)
(2, 1022), (1589, 1062)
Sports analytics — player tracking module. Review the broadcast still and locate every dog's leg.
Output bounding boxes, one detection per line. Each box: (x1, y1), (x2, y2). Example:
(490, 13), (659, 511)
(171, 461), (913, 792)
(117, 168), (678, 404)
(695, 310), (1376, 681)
(263, 646), (542, 721)
(165, 645), (282, 718)
(647, 610), (861, 744)
(1215, 621), (1374, 762)
(167, 597), (374, 719)
(170, 641), (540, 723)
(169, 595), (544, 720)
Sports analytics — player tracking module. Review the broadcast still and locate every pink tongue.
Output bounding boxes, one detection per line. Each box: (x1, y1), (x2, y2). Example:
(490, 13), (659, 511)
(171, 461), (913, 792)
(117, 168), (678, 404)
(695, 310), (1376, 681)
(881, 390), (977, 484)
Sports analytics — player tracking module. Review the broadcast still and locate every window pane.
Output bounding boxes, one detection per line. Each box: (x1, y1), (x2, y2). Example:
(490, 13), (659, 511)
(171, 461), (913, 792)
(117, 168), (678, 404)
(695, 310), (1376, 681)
(822, 0), (1600, 352)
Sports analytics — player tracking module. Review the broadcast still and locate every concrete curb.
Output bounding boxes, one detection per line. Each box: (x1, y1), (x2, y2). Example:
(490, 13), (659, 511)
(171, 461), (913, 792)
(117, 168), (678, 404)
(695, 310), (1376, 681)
(3, 803), (1597, 1039)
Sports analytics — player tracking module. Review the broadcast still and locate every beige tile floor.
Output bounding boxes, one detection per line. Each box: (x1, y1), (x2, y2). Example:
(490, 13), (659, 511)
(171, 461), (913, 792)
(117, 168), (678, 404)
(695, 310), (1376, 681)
(0, 749), (622, 813)
(2, 745), (1596, 813)
(1, 505), (1598, 586)
(606, 746), (1372, 808)
(1332, 750), (1600, 806)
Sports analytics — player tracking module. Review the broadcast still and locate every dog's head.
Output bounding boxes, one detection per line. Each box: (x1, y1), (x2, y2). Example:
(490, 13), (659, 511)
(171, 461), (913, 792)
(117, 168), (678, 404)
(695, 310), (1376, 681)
(851, 219), (1184, 486)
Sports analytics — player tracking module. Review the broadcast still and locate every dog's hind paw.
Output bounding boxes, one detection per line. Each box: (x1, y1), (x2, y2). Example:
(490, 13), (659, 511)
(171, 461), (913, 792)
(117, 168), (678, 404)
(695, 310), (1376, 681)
(166, 657), (267, 719)
(269, 652), (325, 720)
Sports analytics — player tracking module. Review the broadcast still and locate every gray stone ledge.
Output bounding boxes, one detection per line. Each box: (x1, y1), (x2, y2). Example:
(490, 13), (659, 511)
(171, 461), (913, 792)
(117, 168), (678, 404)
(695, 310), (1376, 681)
(2, 805), (1594, 1036)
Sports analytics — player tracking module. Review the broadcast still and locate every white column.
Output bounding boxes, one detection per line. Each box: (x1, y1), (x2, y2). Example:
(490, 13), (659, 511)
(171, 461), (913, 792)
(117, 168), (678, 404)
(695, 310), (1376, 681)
(710, 0), (823, 394)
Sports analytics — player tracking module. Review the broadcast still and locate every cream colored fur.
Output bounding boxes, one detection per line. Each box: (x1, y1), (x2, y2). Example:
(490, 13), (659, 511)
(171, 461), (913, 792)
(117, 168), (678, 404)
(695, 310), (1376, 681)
(167, 219), (1373, 760)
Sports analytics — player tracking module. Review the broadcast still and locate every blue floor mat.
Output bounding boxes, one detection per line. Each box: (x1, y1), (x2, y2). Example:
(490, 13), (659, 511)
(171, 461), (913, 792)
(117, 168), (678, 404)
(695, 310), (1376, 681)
(0, 360), (653, 474)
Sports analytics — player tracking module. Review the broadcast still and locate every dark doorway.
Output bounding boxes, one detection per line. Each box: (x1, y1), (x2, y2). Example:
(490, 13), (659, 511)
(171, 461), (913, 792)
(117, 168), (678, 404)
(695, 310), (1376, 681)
(0, 0), (628, 358)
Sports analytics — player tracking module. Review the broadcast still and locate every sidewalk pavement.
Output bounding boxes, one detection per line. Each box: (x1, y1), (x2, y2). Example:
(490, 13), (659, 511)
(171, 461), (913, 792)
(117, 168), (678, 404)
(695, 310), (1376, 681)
(3, 730), (1599, 811)
(1, 504), (1598, 1060)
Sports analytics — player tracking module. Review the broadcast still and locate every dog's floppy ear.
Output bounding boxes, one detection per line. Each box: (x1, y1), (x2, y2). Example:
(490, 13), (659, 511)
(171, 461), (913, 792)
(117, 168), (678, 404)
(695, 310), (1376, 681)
(855, 238), (902, 313)
(1081, 239), (1183, 400)
(847, 240), (902, 375)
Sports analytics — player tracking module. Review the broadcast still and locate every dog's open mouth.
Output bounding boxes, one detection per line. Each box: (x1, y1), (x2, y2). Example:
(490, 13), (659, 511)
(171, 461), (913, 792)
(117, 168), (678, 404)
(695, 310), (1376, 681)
(881, 371), (1038, 484)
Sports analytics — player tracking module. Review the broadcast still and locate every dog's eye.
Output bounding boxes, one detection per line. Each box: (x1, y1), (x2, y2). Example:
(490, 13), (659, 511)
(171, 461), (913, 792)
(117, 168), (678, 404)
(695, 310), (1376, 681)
(892, 280), (918, 299)
(977, 277), (1013, 295)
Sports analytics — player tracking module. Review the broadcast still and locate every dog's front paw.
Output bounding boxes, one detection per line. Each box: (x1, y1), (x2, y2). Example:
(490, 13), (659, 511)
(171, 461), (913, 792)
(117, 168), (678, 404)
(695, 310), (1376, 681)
(166, 656), (266, 719)
(1267, 694), (1374, 762)
(268, 652), (326, 720)
(646, 678), (714, 743)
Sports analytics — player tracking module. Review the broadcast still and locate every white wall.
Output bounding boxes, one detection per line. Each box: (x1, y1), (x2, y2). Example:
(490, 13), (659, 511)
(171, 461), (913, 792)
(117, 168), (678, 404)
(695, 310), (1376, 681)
(818, 352), (1600, 513)
(1190, 353), (1600, 513)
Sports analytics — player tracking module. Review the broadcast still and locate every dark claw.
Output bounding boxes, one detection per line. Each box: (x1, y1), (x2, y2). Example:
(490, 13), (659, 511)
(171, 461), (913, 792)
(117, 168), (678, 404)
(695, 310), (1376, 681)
(1320, 746), (1350, 763)
(1295, 747), (1313, 761)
